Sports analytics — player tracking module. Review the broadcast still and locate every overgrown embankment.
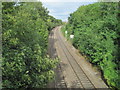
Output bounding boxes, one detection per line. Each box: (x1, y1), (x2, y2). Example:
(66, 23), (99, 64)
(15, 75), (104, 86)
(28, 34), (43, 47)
(62, 2), (120, 89)
(2, 2), (62, 88)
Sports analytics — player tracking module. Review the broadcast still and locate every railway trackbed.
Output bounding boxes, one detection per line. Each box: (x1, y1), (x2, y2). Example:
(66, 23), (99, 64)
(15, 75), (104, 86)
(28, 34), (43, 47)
(48, 26), (109, 89)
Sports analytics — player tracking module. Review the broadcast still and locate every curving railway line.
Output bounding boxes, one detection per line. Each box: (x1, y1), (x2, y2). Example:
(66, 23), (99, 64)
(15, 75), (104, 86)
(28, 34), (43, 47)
(48, 26), (108, 89)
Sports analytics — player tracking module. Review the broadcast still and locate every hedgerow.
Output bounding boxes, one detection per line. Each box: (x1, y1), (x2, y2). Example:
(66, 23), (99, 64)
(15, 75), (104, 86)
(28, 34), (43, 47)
(63, 2), (120, 89)
(2, 2), (61, 88)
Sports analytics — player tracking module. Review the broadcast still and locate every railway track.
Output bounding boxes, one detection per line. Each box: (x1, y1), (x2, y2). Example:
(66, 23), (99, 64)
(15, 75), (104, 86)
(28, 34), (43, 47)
(48, 26), (108, 89)
(55, 27), (96, 89)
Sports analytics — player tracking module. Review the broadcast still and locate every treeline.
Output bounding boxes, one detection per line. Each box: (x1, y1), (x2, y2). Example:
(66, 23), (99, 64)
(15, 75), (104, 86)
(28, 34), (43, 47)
(62, 2), (120, 89)
(2, 2), (61, 88)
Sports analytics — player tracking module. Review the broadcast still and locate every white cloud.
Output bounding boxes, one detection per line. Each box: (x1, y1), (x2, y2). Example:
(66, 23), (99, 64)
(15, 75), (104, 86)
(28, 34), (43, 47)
(47, 8), (56, 13)
(52, 11), (71, 15)
(42, 2), (97, 21)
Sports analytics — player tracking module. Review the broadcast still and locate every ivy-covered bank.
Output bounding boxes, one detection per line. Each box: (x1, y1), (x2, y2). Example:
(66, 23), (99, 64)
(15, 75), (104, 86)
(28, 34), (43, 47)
(2, 2), (62, 88)
(62, 2), (120, 89)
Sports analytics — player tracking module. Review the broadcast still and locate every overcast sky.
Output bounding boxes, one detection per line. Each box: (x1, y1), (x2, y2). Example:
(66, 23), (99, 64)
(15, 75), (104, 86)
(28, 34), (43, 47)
(40, 0), (97, 21)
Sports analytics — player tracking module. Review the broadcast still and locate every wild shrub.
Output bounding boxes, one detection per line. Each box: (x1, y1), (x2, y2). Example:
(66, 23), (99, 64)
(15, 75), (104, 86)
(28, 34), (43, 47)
(63, 2), (120, 89)
(2, 2), (61, 88)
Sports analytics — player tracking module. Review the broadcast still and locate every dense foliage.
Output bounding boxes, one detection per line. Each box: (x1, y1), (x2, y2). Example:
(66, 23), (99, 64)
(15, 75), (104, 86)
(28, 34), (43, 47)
(2, 2), (61, 88)
(62, 2), (120, 89)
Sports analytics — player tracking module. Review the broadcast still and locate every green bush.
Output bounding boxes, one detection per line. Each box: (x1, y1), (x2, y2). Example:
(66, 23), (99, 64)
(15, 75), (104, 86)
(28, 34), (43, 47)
(2, 2), (60, 88)
(64, 2), (120, 89)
